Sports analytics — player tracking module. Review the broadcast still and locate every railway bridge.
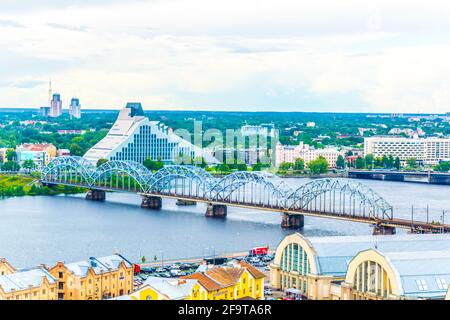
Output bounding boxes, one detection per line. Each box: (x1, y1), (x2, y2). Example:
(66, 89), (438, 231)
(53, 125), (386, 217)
(41, 156), (450, 234)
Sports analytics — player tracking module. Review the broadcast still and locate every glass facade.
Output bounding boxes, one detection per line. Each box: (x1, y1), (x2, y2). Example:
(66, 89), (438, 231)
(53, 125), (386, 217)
(110, 125), (195, 164)
(352, 260), (392, 300)
(279, 243), (311, 294)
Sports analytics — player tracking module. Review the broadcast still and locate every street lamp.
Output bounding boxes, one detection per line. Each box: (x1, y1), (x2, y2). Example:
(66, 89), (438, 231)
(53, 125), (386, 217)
(441, 210), (449, 233)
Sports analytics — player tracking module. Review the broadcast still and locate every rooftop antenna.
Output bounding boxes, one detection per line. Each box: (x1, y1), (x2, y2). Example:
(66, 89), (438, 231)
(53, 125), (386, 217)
(48, 78), (52, 104)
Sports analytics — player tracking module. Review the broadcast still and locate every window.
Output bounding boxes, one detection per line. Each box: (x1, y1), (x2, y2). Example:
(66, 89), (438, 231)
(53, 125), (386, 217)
(416, 279), (428, 291)
(436, 278), (447, 290)
(58, 272), (63, 278)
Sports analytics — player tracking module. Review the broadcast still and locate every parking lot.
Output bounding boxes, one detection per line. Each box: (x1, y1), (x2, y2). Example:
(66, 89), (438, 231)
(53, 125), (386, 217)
(134, 252), (276, 292)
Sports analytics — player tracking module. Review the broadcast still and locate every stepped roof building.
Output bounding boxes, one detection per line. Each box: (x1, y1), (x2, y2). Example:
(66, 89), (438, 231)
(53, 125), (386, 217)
(84, 103), (219, 165)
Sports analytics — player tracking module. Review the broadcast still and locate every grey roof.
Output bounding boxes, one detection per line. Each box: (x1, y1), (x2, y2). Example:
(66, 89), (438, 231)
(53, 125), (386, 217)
(140, 276), (197, 300)
(65, 255), (132, 277)
(381, 250), (450, 299)
(0, 268), (56, 293)
(109, 295), (133, 300)
(302, 233), (450, 277)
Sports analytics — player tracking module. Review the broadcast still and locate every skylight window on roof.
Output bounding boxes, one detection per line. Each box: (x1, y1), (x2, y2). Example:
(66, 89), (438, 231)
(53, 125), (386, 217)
(436, 278), (447, 290)
(416, 279), (428, 291)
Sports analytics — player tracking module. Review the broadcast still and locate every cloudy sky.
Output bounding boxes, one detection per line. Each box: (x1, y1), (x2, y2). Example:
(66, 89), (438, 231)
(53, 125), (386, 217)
(1, 0), (450, 113)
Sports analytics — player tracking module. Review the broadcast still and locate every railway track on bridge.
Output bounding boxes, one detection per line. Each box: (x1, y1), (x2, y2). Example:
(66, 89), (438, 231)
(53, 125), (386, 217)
(40, 156), (450, 234)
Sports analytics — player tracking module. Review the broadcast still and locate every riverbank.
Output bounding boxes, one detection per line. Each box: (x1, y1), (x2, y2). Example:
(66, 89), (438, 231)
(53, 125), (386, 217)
(139, 250), (276, 267)
(0, 174), (86, 198)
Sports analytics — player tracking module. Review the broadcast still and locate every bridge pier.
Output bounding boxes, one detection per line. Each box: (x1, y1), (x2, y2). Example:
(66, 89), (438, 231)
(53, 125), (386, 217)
(176, 199), (197, 206)
(85, 189), (106, 201)
(205, 204), (227, 218)
(372, 224), (396, 235)
(141, 196), (162, 210)
(281, 213), (304, 229)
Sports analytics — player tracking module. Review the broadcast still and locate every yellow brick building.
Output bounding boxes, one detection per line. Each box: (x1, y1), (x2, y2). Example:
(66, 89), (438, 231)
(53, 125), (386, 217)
(131, 261), (265, 300)
(0, 267), (58, 300)
(131, 278), (198, 300)
(48, 255), (134, 300)
(0, 258), (16, 276)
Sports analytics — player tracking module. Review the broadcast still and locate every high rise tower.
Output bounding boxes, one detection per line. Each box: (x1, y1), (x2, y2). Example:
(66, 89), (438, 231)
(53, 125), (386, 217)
(49, 93), (62, 118)
(69, 97), (81, 119)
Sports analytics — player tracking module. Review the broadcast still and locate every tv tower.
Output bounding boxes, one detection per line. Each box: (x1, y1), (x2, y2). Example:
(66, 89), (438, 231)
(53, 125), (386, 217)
(48, 79), (52, 105)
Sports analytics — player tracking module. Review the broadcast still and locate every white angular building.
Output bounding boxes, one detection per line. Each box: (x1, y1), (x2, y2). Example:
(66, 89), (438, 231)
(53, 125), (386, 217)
(84, 103), (219, 165)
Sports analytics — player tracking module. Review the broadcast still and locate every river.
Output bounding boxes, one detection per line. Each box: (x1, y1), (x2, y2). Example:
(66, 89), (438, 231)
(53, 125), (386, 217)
(1, 178), (449, 267)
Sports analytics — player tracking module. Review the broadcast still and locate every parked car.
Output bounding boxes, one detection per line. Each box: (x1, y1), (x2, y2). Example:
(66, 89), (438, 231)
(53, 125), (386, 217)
(264, 288), (273, 295)
(170, 269), (182, 277)
(249, 257), (260, 264)
(160, 272), (172, 278)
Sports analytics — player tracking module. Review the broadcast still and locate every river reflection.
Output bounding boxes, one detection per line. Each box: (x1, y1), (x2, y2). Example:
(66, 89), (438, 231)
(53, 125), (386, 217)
(0, 178), (449, 267)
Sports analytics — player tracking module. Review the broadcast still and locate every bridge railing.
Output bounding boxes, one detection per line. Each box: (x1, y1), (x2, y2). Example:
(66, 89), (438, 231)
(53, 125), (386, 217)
(41, 157), (395, 220)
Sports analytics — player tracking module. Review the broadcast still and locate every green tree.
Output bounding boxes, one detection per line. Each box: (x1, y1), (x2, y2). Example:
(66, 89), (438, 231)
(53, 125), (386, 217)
(355, 156), (365, 169)
(394, 157), (401, 170)
(435, 161), (450, 172)
(6, 148), (15, 161)
(143, 157), (164, 171)
(406, 157), (418, 168)
(194, 156), (207, 168)
(279, 162), (293, 170)
(2, 161), (20, 172)
(293, 158), (305, 171)
(385, 155), (394, 169)
(216, 163), (231, 173)
(236, 163), (247, 171)
(364, 154), (374, 169)
(70, 143), (84, 156)
(141, 256), (146, 263)
(308, 156), (329, 174)
(374, 157), (383, 168)
(22, 159), (36, 171)
(335, 155), (345, 169)
(252, 163), (262, 171)
(96, 158), (108, 168)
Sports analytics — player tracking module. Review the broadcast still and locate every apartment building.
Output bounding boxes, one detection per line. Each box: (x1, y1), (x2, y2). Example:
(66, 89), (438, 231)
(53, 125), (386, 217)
(15, 143), (57, 167)
(48, 255), (134, 300)
(275, 142), (342, 168)
(364, 136), (450, 165)
(0, 265), (58, 300)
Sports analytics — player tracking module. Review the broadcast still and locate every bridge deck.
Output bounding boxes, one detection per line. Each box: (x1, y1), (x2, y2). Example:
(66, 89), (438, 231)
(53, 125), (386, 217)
(41, 180), (450, 233)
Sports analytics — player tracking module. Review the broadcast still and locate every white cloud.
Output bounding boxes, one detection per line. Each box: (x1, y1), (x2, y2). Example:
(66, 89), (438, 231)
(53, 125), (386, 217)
(1, 0), (450, 112)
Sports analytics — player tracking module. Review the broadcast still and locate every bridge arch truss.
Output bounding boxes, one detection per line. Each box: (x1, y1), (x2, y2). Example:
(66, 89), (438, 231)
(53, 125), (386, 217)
(41, 157), (394, 221)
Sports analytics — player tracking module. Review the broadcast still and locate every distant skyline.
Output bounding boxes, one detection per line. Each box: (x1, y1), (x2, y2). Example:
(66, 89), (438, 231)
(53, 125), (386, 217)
(1, 1), (450, 113)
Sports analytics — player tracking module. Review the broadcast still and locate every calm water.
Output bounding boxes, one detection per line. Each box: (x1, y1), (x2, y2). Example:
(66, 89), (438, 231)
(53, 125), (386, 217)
(1, 178), (450, 267)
